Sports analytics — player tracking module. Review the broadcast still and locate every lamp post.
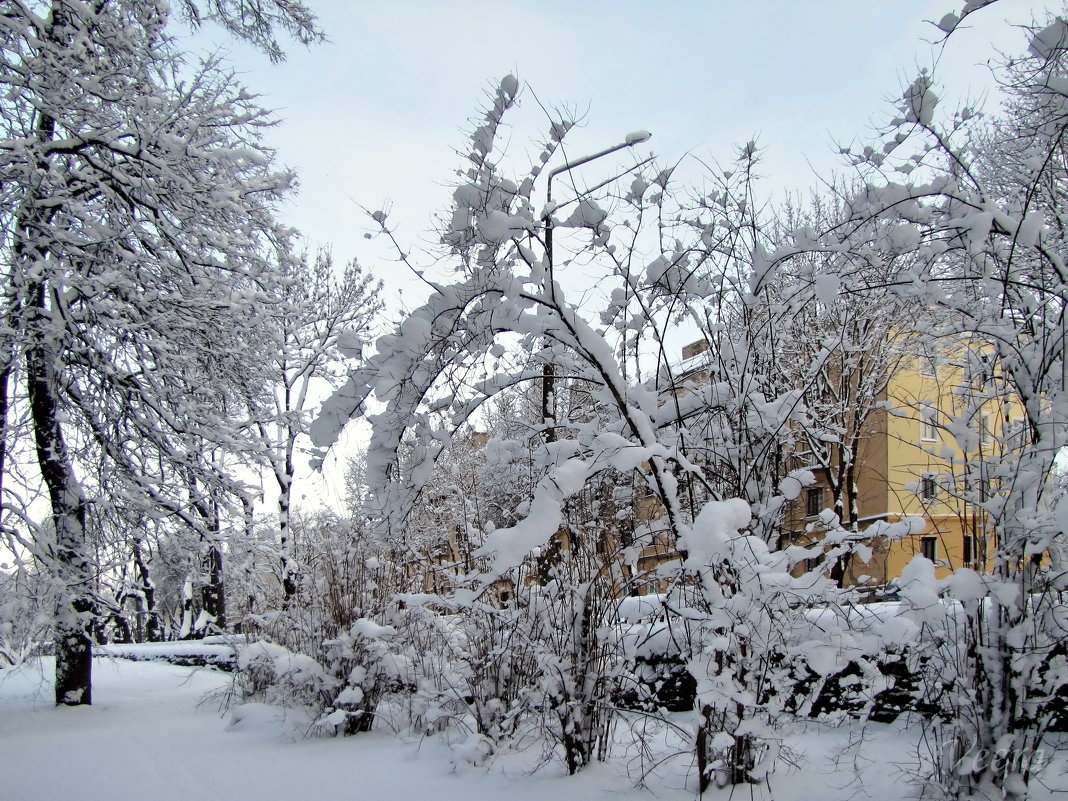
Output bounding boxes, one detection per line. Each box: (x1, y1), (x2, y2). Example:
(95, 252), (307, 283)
(540, 131), (652, 443)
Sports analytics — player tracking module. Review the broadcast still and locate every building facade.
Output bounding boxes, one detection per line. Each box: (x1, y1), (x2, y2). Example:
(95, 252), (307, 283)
(784, 339), (1014, 586)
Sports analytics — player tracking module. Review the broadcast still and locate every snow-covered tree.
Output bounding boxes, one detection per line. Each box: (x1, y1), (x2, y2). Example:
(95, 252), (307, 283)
(309, 76), (877, 782)
(252, 249), (381, 605)
(809, 7), (1068, 795)
(0, 0), (314, 705)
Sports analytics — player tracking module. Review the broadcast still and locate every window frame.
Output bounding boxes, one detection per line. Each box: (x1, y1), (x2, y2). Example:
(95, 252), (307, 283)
(920, 415), (939, 443)
(978, 413), (993, 448)
(806, 487), (824, 518)
(919, 355), (937, 378)
(920, 475), (938, 501)
(963, 534), (976, 567)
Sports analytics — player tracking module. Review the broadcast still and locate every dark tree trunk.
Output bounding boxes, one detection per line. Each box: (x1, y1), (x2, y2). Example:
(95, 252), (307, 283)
(131, 537), (160, 642)
(110, 613), (133, 645)
(278, 466), (297, 605)
(180, 576), (195, 640)
(193, 496), (226, 633)
(188, 479), (226, 634)
(201, 541), (226, 630)
(26, 297), (93, 705)
(15, 5), (95, 706)
(0, 301), (13, 533)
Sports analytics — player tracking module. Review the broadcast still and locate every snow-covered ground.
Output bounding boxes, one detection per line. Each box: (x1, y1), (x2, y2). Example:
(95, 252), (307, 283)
(0, 656), (1063, 801)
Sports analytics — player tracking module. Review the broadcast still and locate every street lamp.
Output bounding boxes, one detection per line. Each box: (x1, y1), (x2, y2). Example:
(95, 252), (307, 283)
(540, 131), (652, 442)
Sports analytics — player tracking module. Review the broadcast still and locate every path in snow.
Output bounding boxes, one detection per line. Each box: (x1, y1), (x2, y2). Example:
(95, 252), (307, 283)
(0, 657), (691, 801)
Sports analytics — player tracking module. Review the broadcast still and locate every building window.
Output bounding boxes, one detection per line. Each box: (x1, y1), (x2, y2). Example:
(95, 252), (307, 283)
(975, 352), (991, 386)
(921, 536), (937, 562)
(920, 475), (938, 500)
(806, 487), (824, 517)
(919, 355), (937, 378)
(967, 461), (990, 501)
(920, 415), (938, 442)
(963, 535), (976, 567)
(977, 414), (992, 448)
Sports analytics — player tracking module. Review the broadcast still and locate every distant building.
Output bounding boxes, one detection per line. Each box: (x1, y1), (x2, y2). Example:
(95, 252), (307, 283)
(783, 338), (1015, 586)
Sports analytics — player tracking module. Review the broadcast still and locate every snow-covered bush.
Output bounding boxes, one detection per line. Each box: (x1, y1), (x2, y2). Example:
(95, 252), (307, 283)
(231, 512), (411, 735)
(0, 565), (53, 668)
(306, 74), (866, 780)
(392, 597), (540, 747)
(319, 617), (407, 734)
(810, 10), (1068, 797)
(237, 639), (334, 709)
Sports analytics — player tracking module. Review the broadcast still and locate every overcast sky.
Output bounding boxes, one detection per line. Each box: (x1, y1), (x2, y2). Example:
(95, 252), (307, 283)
(192, 0), (1052, 307)
(191, 0), (1052, 508)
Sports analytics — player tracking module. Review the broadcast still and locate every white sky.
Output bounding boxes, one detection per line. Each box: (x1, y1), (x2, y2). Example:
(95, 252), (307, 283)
(199, 0), (1051, 306)
(190, 0), (1052, 510)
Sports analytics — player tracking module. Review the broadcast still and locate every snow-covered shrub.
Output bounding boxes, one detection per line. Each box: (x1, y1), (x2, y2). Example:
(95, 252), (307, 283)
(235, 619), (409, 737)
(319, 617), (405, 734)
(236, 640), (334, 708)
(680, 499), (895, 791)
(231, 512), (412, 735)
(306, 74), (860, 781)
(525, 580), (620, 773)
(393, 597), (540, 747)
(388, 605), (472, 737)
(0, 565), (53, 668)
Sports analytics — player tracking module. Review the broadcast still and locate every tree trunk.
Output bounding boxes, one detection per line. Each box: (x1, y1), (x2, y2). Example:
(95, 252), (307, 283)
(26, 296), (93, 705)
(131, 537), (161, 642)
(275, 407), (298, 607)
(0, 292), (14, 537)
(17, 6), (95, 705)
(201, 542), (226, 630)
(188, 477), (226, 634)
(200, 499), (226, 631)
(277, 453), (297, 605)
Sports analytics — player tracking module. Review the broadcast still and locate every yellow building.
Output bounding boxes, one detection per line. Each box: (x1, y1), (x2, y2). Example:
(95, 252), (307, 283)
(464, 337), (1018, 598)
(786, 338), (1015, 586)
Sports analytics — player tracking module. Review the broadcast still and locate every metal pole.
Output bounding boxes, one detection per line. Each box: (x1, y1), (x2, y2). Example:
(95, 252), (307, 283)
(540, 132), (651, 444)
